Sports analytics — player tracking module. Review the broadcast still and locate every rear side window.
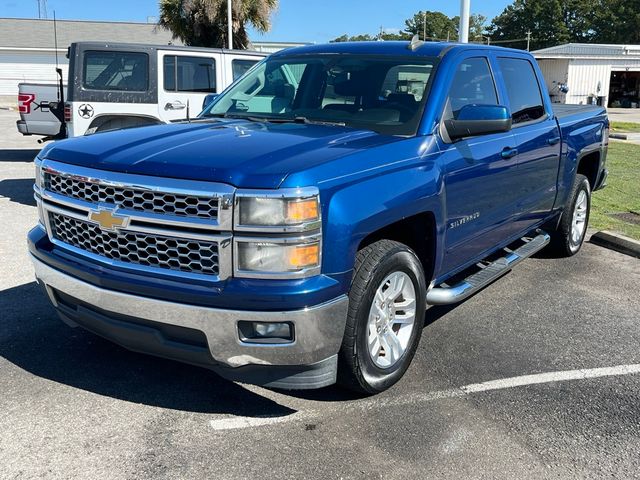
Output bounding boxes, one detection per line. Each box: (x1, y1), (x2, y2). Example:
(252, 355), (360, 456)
(498, 58), (546, 124)
(83, 51), (149, 91)
(164, 56), (216, 93)
(444, 57), (497, 120)
(232, 59), (258, 81)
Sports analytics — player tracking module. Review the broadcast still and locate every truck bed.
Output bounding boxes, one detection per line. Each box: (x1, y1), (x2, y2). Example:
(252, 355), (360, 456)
(553, 104), (606, 122)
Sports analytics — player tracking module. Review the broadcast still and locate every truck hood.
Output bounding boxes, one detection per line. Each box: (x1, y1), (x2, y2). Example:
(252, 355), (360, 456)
(41, 120), (398, 189)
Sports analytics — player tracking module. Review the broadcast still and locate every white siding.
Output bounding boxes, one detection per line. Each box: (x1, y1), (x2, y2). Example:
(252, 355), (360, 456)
(537, 58), (569, 103)
(565, 58), (640, 105)
(0, 50), (69, 96)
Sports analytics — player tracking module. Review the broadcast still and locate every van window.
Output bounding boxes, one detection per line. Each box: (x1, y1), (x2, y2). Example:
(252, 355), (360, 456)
(83, 51), (149, 91)
(232, 59), (258, 81)
(498, 58), (546, 124)
(444, 57), (498, 121)
(164, 56), (216, 93)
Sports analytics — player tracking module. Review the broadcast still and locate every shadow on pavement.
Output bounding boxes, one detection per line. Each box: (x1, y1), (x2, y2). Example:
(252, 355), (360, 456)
(0, 149), (41, 162)
(0, 281), (298, 416)
(0, 178), (36, 207)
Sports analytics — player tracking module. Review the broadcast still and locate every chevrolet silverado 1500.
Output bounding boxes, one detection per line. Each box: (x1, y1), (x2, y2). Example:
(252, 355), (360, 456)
(29, 40), (608, 393)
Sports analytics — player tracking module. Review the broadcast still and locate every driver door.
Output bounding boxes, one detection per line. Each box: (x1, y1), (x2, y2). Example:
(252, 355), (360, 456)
(438, 56), (519, 274)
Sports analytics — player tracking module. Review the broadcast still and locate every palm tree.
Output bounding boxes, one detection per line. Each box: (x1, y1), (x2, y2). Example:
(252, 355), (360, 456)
(159, 0), (278, 49)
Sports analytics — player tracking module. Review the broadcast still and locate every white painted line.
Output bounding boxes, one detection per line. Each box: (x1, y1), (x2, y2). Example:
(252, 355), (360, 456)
(209, 364), (640, 431)
(461, 364), (640, 394)
(209, 413), (304, 431)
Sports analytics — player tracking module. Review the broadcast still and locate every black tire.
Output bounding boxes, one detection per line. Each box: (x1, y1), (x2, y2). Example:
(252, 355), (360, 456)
(549, 173), (591, 257)
(338, 240), (426, 394)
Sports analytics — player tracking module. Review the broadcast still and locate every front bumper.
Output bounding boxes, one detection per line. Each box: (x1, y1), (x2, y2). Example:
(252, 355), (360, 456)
(31, 255), (349, 389)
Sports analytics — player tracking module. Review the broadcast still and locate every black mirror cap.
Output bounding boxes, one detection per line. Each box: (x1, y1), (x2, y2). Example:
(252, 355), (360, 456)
(446, 104), (512, 141)
(202, 93), (219, 111)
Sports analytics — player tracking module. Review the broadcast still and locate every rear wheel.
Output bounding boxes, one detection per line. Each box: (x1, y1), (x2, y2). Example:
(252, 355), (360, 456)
(550, 173), (591, 257)
(338, 240), (426, 394)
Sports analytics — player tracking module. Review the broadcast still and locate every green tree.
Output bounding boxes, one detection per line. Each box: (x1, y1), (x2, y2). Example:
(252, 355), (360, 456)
(488, 0), (571, 50)
(405, 11), (458, 40)
(589, 0), (640, 44)
(159, 0), (278, 49)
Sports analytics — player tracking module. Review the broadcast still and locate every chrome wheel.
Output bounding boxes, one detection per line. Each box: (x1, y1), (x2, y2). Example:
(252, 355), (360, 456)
(367, 271), (417, 369)
(570, 189), (588, 248)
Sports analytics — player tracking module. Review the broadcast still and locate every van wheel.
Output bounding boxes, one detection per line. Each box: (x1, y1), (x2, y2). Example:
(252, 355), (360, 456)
(550, 174), (591, 257)
(338, 240), (426, 394)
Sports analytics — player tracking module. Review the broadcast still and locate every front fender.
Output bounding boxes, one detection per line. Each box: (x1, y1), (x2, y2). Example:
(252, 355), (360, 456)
(283, 135), (445, 276)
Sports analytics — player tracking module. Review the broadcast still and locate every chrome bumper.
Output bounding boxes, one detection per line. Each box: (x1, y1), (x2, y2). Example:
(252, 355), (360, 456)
(31, 255), (349, 369)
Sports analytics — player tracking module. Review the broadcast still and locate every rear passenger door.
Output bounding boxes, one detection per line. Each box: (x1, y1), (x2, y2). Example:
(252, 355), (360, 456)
(437, 56), (519, 274)
(158, 51), (222, 121)
(496, 57), (561, 233)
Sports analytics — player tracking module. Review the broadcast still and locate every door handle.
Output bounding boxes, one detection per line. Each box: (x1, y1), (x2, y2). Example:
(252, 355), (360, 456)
(165, 101), (186, 110)
(501, 147), (519, 159)
(547, 137), (561, 146)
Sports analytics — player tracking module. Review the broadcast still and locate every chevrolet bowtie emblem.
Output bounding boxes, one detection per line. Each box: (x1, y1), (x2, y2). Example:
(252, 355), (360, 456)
(89, 209), (128, 230)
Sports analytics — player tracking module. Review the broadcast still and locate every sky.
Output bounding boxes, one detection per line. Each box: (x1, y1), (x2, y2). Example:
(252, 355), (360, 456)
(2, 0), (512, 43)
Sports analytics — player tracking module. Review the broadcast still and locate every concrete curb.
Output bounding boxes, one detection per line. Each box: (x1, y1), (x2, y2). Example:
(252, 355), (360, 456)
(610, 133), (628, 140)
(590, 230), (640, 258)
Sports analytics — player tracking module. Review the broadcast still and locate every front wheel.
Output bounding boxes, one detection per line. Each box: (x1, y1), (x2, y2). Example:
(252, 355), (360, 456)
(338, 240), (426, 394)
(549, 173), (591, 257)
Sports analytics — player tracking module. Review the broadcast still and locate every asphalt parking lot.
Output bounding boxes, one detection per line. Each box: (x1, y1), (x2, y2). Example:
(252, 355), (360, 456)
(1, 109), (639, 479)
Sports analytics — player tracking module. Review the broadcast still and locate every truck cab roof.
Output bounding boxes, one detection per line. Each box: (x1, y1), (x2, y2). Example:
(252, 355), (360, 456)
(272, 40), (529, 59)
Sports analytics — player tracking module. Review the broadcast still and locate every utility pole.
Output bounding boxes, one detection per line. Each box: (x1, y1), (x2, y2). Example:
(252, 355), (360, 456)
(526, 30), (532, 51)
(227, 0), (233, 49)
(459, 0), (470, 43)
(423, 11), (426, 41)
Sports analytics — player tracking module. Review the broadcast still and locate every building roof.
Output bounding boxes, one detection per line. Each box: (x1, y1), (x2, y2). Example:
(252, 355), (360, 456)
(0, 17), (181, 50)
(533, 43), (640, 59)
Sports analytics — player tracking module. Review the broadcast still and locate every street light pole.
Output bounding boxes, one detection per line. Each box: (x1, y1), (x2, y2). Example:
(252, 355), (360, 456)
(227, 0), (233, 49)
(459, 0), (470, 43)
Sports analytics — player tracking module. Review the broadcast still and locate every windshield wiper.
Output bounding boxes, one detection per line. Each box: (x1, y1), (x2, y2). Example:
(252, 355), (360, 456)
(205, 113), (347, 127)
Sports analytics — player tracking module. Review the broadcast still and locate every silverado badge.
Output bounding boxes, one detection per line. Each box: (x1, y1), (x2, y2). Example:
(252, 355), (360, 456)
(89, 209), (128, 231)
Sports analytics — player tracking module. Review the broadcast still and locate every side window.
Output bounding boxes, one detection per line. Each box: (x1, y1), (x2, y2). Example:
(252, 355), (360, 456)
(164, 56), (216, 93)
(83, 51), (149, 91)
(444, 57), (497, 120)
(498, 58), (546, 124)
(232, 59), (258, 81)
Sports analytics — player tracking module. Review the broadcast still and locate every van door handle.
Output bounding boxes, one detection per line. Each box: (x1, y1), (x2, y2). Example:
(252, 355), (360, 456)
(501, 147), (519, 159)
(547, 137), (561, 145)
(165, 101), (186, 110)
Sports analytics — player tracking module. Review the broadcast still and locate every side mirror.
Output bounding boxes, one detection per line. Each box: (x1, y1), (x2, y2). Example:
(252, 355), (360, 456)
(202, 93), (219, 110)
(445, 104), (512, 141)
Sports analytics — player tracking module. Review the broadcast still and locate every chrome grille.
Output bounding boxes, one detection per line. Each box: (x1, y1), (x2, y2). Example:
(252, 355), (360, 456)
(45, 172), (219, 219)
(49, 213), (219, 276)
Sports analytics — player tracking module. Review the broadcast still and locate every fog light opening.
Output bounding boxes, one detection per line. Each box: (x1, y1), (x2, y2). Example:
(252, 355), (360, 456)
(238, 321), (294, 344)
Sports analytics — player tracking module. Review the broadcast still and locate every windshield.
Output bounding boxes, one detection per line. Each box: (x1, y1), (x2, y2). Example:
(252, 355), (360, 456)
(201, 54), (437, 136)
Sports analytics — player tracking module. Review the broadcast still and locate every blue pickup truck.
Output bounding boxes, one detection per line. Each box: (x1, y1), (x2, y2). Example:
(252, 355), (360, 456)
(29, 40), (608, 393)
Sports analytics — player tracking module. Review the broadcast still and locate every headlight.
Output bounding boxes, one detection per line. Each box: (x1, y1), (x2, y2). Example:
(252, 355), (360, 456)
(235, 188), (320, 232)
(235, 236), (321, 278)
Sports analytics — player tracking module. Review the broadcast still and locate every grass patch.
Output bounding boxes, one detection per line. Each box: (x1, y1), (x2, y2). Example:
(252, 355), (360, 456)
(610, 121), (640, 133)
(590, 141), (640, 240)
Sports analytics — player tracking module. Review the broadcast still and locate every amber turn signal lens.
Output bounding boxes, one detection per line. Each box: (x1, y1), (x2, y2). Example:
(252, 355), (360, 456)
(287, 199), (319, 223)
(288, 244), (320, 268)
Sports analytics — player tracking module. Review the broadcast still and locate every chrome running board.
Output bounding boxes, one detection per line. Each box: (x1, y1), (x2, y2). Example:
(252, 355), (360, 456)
(426, 231), (550, 306)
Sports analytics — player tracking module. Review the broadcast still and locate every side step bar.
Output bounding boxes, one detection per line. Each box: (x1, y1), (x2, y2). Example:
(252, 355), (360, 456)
(426, 231), (550, 306)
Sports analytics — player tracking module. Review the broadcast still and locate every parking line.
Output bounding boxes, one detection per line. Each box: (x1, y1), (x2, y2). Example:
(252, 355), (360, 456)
(209, 364), (640, 431)
(461, 363), (640, 394)
(209, 413), (305, 431)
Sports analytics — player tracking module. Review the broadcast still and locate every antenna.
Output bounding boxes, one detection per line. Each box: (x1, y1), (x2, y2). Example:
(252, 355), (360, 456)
(53, 11), (59, 83)
(408, 34), (425, 51)
(37, 0), (48, 19)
